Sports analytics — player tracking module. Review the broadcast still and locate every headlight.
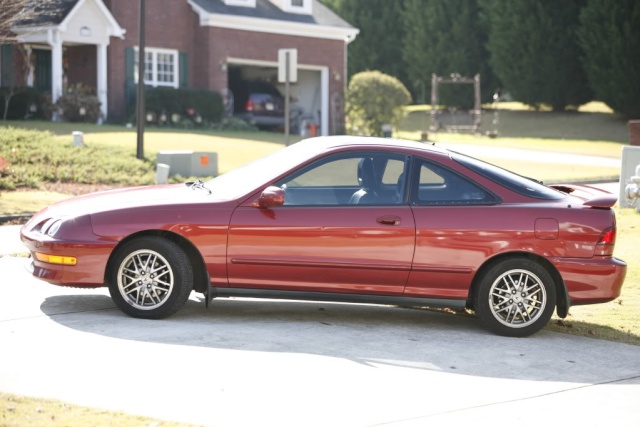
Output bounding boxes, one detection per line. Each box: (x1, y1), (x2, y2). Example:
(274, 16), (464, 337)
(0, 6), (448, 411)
(42, 219), (62, 237)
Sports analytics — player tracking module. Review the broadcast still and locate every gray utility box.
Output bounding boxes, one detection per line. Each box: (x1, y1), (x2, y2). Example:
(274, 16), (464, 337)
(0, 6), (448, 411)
(156, 151), (218, 178)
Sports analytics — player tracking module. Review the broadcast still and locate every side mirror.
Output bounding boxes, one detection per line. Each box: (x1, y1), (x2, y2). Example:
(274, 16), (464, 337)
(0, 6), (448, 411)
(257, 186), (285, 208)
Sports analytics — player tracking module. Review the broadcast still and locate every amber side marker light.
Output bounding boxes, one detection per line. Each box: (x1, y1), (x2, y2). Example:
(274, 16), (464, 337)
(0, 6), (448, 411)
(35, 252), (77, 266)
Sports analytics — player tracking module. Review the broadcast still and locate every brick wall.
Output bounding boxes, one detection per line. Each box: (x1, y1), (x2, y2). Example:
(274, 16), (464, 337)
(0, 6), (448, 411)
(630, 120), (640, 146)
(103, 0), (198, 120)
(65, 45), (97, 89)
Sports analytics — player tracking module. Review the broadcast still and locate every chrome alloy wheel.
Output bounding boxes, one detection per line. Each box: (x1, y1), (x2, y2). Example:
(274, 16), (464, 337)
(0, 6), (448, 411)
(117, 249), (174, 310)
(488, 269), (547, 328)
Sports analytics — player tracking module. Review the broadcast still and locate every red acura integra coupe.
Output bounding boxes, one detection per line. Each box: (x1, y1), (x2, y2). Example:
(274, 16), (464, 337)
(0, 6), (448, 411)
(21, 136), (626, 337)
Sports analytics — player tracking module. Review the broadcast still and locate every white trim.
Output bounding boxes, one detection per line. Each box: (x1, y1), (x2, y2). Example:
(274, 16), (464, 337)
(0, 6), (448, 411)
(223, 0), (256, 7)
(58, 0), (125, 38)
(187, 0), (358, 42)
(13, 0), (125, 40)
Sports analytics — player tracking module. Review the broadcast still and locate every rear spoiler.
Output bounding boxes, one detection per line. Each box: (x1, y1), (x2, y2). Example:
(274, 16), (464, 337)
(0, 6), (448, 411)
(549, 184), (617, 209)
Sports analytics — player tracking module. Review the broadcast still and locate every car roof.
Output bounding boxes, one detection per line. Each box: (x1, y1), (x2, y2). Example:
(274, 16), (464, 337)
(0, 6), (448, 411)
(294, 135), (451, 156)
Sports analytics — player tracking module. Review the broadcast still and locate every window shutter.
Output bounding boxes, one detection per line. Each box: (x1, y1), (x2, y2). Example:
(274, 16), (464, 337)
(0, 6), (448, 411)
(1, 45), (14, 86)
(125, 47), (135, 116)
(179, 52), (188, 88)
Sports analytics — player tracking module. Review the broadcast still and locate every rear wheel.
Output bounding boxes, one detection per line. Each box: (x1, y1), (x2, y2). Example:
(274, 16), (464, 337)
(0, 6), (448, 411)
(475, 258), (556, 337)
(108, 237), (193, 319)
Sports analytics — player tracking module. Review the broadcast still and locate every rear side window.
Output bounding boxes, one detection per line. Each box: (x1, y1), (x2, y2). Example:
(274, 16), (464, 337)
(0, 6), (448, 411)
(412, 159), (497, 205)
(451, 151), (566, 200)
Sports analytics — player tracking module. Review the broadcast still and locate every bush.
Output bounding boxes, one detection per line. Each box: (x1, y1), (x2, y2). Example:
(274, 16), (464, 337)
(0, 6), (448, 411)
(346, 71), (411, 137)
(0, 86), (46, 120)
(142, 87), (224, 127)
(0, 126), (154, 190)
(55, 84), (101, 123)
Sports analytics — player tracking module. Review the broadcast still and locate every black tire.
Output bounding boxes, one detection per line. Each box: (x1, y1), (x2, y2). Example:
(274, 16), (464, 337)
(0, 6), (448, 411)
(474, 258), (556, 337)
(107, 236), (193, 319)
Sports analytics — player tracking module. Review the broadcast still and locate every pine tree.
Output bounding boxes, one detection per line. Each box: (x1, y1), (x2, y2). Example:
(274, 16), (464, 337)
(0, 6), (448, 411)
(482, 0), (591, 111)
(402, 0), (497, 106)
(332, 0), (411, 95)
(577, 0), (640, 118)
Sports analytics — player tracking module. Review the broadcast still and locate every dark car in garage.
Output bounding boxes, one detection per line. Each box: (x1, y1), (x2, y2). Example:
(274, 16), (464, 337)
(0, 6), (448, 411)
(232, 80), (285, 130)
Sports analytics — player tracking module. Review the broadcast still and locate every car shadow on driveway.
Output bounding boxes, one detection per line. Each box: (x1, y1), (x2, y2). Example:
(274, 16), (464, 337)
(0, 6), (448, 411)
(39, 292), (640, 385)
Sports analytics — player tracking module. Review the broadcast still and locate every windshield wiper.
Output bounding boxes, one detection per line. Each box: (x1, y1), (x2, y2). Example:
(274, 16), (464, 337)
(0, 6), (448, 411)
(187, 179), (211, 195)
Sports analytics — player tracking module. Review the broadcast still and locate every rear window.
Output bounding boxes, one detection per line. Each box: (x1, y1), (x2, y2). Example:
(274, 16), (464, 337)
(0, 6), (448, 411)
(451, 151), (566, 200)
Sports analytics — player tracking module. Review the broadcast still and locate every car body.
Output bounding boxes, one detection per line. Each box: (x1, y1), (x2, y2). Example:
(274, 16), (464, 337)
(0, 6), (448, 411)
(233, 80), (285, 129)
(21, 136), (626, 337)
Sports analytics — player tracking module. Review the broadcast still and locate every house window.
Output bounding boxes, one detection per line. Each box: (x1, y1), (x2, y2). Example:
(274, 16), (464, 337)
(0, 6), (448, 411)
(135, 47), (179, 88)
(271, 0), (312, 14)
(288, 0), (311, 14)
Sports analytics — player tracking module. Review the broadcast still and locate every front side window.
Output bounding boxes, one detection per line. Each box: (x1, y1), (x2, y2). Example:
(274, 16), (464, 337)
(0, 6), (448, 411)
(275, 152), (409, 206)
(135, 48), (178, 88)
(412, 159), (497, 206)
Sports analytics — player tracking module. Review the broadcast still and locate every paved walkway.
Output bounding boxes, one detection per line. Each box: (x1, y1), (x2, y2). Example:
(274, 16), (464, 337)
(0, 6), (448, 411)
(0, 225), (26, 256)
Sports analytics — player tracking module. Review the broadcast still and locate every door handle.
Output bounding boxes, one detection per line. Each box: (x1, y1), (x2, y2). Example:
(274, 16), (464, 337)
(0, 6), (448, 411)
(377, 215), (401, 226)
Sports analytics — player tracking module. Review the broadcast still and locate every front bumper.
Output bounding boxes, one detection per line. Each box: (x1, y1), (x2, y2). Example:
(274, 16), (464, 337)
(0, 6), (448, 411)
(20, 216), (116, 288)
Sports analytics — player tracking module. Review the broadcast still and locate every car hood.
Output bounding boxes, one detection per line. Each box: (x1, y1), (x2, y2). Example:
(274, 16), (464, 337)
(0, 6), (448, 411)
(34, 184), (223, 219)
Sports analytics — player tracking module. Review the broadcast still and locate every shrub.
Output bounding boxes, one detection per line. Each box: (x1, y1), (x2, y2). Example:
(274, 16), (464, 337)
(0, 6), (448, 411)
(346, 71), (411, 137)
(142, 87), (224, 127)
(0, 126), (154, 190)
(55, 84), (101, 123)
(0, 86), (46, 120)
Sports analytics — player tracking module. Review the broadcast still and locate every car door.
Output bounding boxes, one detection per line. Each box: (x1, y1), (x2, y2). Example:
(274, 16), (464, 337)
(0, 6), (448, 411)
(227, 151), (415, 294)
(405, 157), (500, 299)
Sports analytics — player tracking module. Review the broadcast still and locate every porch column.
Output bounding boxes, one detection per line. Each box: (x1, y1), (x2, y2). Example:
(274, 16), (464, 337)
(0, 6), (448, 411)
(49, 30), (64, 113)
(97, 42), (108, 122)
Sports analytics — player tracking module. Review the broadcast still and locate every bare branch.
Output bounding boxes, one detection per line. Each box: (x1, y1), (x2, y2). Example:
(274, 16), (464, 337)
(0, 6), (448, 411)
(0, 0), (66, 43)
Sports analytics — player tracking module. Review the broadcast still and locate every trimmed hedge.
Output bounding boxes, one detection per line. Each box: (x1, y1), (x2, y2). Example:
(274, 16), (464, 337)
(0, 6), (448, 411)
(140, 87), (224, 126)
(346, 71), (411, 137)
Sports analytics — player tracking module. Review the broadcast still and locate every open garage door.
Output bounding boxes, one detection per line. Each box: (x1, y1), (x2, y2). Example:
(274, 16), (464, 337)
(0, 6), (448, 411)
(227, 61), (326, 135)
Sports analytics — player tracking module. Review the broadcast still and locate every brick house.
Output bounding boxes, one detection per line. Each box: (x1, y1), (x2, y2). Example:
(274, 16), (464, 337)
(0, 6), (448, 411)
(1, 0), (358, 135)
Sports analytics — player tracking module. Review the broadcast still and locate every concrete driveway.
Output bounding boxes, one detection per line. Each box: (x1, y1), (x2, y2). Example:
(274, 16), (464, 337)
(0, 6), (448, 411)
(1, 252), (639, 427)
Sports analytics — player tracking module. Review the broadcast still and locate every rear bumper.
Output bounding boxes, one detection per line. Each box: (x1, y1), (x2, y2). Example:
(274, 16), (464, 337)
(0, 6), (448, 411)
(236, 113), (284, 127)
(552, 256), (627, 305)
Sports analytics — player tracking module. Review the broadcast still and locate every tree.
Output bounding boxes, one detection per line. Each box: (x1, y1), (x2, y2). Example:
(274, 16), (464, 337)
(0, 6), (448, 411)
(0, 0), (63, 43)
(327, 0), (411, 94)
(577, 0), (640, 118)
(403, 0), (498, 107)
(346, 71), (411, 137)
(482, 0), (591, 111)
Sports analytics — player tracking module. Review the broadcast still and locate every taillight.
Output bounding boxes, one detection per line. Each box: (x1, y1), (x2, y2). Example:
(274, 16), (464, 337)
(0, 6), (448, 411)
(245, 99), (254, 111)
(595, 226), (616, 256)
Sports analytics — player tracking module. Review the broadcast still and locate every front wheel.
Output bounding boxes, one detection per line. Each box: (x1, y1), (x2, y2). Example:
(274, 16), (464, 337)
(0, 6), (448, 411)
(108, 237), (193, 319)
(474, 258), (556, 337)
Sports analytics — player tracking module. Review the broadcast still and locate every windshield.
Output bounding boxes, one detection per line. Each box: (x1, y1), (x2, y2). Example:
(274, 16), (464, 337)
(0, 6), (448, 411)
(451, 151), (566, 200)
(204, 141), (323, 200)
